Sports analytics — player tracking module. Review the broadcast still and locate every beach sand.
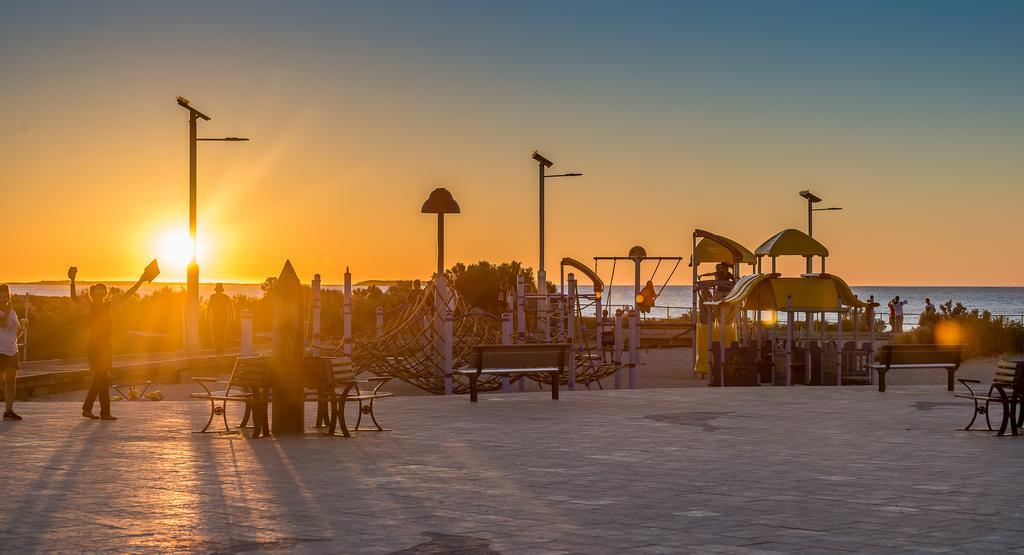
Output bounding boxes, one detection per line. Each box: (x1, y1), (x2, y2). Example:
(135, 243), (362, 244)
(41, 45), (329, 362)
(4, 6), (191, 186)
(28, 347), (1004, 402)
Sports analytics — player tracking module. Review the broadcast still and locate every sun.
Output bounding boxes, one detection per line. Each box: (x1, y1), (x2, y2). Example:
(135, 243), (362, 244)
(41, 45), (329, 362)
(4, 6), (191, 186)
(156, 229), (207, 278)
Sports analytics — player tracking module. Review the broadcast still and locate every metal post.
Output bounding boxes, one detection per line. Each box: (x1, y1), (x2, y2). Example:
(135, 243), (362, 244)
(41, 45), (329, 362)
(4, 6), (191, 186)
(516, 274), (526, 341)
(806, 197), (813, 274)
(868, 295), (876, 384)
(706, 300), (714, 385)
(443, 310), (454, 395)
(567, 273), (577, 391)
(837, 297), (844, 386)
(786, 296), (794, 386)
(375, 307), (385, 338)
(502, 312), (513, 393)
(185, 111), (200, 352)
(240, 309), (253, 356)
(614, 309), (624, 389)
(19, 294), (28, 362)
(719, 304), (727, 387)
(437, 214), (445, 276)
(311, 274), (322, 356)
(628, 308), (639, 389)
(539, 162), (545, 277)
(343, 268), (352, 356)
(594, 290), (603, 352)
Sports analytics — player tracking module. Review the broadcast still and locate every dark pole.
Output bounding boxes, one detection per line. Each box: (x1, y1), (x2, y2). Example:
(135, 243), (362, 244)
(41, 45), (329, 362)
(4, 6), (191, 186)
(186, 113), (200, 351)
(807, 197), (813, 238)
(539, 161), (545, 275)
(437, 213), (445, 276)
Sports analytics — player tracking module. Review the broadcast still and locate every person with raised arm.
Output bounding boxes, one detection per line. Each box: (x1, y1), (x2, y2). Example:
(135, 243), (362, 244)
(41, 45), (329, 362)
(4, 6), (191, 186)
(0, 284), (23, 420)
(69, 262), (159, 420)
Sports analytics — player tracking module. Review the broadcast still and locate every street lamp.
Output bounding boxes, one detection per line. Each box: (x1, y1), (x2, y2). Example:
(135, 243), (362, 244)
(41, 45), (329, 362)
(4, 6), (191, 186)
(532, 150), (582, 291)
(176, 96), (249, 352)
(421, 187), (461, 276)
(798, 189), (842, 272)
(798, 189), (842, 238)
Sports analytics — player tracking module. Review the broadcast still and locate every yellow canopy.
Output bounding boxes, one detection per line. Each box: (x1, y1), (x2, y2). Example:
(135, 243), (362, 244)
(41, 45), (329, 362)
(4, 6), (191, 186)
(708, 273), (874, 312)
(692, 230), (756, 266)
(560, 257), (604, 293)
(754, 228), (829, 258)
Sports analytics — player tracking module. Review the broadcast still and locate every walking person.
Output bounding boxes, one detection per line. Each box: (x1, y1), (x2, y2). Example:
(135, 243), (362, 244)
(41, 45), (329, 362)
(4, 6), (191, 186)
(1, 284), (23, 420)
(924, 298), (936, 315)
(69, 262), (158, 420)
(207, 283), (234, 357)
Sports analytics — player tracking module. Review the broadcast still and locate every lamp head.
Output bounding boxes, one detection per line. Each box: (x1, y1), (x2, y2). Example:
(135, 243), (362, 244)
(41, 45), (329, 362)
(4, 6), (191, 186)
(531, 151), (554, 168)
(421, 187), (461, 214)
(799, 190), (822, 203)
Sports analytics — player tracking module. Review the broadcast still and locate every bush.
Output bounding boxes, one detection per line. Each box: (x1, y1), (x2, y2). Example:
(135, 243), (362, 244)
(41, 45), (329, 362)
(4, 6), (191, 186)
(894, 299), (1024, 359)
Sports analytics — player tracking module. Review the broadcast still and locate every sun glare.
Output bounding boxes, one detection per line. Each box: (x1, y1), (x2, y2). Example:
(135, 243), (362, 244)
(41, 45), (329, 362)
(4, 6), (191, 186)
(156, 230), (206, 279)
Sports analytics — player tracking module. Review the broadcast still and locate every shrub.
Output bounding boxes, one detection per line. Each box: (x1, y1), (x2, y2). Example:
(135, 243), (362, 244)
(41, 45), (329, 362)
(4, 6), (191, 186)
(894, 299), (1024, 359)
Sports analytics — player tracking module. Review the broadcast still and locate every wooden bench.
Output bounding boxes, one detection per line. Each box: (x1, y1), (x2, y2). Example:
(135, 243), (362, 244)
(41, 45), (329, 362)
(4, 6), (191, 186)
(190, 357), (270, 437)
(306, 357), (394, 437)
(455, 343), (569, 402)
(954, 360), (1024, 436)
(868, 344), (963, 392)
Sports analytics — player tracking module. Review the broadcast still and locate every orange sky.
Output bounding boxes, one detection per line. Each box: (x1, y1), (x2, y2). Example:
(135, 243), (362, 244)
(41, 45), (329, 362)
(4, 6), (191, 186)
(2, 2), (1022, 286)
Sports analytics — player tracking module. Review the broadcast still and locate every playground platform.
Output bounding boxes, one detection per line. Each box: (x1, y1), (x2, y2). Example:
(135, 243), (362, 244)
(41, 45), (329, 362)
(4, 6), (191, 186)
(2, 386), (1022, 552)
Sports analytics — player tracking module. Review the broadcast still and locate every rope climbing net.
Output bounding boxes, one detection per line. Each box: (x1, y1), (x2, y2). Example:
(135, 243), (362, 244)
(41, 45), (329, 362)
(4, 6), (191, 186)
(348, 278), (509, 395)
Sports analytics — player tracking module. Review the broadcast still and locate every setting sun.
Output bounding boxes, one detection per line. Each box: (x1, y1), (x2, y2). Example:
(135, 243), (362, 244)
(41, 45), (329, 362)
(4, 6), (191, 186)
(155, 229), (206, 280)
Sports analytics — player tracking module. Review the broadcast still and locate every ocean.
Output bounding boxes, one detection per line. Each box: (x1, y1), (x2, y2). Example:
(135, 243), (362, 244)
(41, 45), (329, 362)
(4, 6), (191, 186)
(8, 283), (1024, 327)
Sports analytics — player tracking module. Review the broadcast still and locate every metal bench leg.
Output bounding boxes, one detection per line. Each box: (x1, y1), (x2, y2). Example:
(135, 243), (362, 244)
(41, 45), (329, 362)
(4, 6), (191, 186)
(195, 399), (217, 433)
(470, 376), (478, 402)
(984, 400), (994, 431)
(331, 399), (351, 438)
(963, 399), (982, 431)
(551, 372), (559, 400)
(947, 369), (955, 391)
(878, 370), (886, 392)
(997, 400), (1011, 437)
(355, 399), (390, 432)
(315, 398), (329, 429)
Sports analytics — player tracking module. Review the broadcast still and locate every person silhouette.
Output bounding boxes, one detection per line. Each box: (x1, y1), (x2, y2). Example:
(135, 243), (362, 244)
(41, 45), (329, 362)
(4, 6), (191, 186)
(0, 284), (23, 420)
(69, 263), (158, 420)
(207, 283), (233, 357)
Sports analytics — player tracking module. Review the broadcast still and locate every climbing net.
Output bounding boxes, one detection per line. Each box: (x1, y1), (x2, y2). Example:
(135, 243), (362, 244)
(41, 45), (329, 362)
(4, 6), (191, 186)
(350, 278), (509, 395)
(528, 291), (630, 389)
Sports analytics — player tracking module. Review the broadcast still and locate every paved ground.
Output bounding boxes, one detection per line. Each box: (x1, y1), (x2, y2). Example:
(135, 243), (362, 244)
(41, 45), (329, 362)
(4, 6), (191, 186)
(2, 385), (1022, 553)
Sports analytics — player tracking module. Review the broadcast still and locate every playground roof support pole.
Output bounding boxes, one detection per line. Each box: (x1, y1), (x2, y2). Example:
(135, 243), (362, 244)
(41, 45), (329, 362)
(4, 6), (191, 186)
(786, 295), (794, 386)
(567, 273), (577, 391)
(868, 295), (876, 384)
(692, 233), (698, 376)
(837, 296), (844, 385)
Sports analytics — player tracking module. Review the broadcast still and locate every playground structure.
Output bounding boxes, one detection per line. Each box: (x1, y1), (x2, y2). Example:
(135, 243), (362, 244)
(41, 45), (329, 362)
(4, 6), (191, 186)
(694, 228), (879, 387)
(223, 224), (879, 396)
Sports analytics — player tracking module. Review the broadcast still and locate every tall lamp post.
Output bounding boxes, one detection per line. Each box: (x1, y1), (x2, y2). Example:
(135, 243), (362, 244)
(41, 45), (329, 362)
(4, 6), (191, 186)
(531, 151), (582, 291)
(176, 96), (249, 352)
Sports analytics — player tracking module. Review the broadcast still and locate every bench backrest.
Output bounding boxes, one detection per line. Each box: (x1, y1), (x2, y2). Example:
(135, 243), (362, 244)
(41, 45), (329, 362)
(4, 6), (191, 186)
(228, 357), (269, 392)
(995, 360), (1024, 389)
(879, 344), (963, 367)
(327, 357), (357, 387)
(470, 343), (570, 371)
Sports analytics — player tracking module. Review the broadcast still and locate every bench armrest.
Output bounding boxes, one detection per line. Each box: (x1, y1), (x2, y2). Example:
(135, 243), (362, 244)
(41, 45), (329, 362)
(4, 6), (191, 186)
(957, 378), (981, 396)
(191, 377), (219, 383)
